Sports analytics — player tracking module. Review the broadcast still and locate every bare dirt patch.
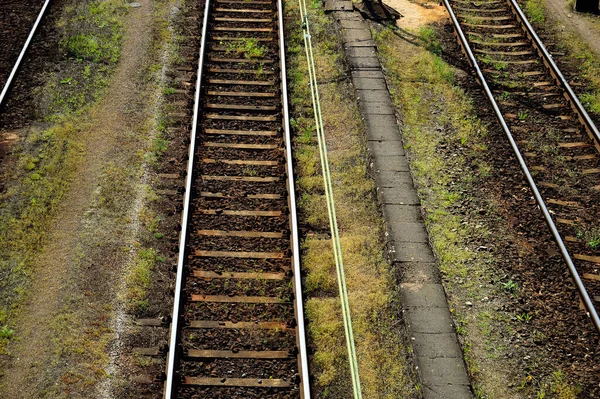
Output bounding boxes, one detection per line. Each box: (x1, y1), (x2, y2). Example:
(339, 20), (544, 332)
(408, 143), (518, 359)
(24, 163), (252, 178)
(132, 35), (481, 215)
(0, 1), (158, 397)
(383, 0), (446, 30)
(544, 0), (600, 57)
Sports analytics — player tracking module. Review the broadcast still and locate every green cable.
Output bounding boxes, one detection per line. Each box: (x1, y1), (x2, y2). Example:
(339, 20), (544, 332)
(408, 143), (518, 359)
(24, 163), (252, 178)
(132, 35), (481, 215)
(296, 1), (363, 397)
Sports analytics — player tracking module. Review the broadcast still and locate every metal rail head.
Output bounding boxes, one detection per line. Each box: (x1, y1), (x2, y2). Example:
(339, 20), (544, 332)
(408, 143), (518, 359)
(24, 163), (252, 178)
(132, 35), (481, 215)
(441, 0), (600, 333)
(0, 0), (52, 110)
(277, 0), (311, 394)
(163, 0), (212, 396)
(505, 0), (600, 149)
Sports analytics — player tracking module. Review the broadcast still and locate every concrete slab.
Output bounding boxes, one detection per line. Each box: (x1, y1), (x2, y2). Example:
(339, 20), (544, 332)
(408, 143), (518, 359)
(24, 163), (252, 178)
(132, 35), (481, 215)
(422, 384), (473, 399)
(343, 29), (373, 42)
(371, 155), (410, 172)
(378, 187), (420, 205)
(418, 357), (470, 386)
(337, 8), (473, 397)
(346, 46), (377, 58)
(351, 70), (385, 79)
(356, 89), (391, 103)
(401, 283), (447, 308)
(380, 204), (421, 222)
(348, 56), (381, 69)
(359, 100), (396, 115)
(352, 77), (388, 91)
(339, 19), (368, 29)
(368, 140), (405, 157)
(404, 306), (455, 333)
(411, 332), (464, 358)
(388, 222), (428, 243)
(344, 39), (377, 47)
(393, 243), (436, 262)
(398, 261), (441, 284)
(324, 0), (354, 12)
(376, 171), (413, 188)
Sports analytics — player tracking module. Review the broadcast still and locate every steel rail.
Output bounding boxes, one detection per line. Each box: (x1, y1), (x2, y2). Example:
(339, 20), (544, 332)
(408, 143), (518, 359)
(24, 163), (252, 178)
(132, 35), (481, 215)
(163, 0), (211, 395)
(0, 0), (52, 109)
(506, 0), (600, 149)
(442, 0), (600, 333)
(277, 0), (311, 394)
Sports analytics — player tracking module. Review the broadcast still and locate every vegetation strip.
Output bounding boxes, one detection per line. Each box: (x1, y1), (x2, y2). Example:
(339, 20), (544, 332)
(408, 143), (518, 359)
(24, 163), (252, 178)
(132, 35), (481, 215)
(444, 0), (600, 333)
(297, 0), (362, 397)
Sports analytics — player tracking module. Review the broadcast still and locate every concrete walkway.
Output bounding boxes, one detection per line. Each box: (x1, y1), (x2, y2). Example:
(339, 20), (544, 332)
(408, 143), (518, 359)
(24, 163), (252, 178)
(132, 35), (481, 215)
(326, 3), (474, 398)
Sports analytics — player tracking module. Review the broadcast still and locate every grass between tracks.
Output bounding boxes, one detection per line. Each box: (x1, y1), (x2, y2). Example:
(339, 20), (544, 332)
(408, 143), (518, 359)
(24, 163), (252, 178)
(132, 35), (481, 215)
(285, 1), (415, 398)
(522, 0), (600, 114)
(0, 0), (127, 355)
(372, 23), (581, 399)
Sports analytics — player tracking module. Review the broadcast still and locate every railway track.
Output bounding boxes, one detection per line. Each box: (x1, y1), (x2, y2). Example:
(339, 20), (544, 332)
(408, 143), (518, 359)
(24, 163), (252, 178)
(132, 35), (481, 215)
(443, 0), (600, 331)
(163, 0), (310, 397)
(0, 0), (50, 109)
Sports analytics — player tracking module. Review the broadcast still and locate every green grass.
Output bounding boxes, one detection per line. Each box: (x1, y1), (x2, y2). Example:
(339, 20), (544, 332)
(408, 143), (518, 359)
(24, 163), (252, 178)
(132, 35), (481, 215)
(0, 0), (127, 355)
(226, 38), (267, 59)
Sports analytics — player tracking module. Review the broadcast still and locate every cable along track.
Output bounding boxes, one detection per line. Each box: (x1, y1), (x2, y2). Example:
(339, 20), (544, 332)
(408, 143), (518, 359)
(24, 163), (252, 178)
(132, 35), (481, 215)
(443, 0), (600, 332)
(164, 0), (310, 397)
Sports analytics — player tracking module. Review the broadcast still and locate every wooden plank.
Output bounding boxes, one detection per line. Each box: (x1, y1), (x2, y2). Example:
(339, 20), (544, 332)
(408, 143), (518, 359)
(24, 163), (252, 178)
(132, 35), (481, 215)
(203, 142), (278, 149)
(542, 103), (565, 109)
(471, 40), (528, 46)
(249, 193), (281, 199)
(197, 229), (283, 238)
(195, 250), (284, 259)
(188, 320), (287, 329)
(205, 114), (277, 122)
(216, 0), (271, 4)
(199, 192), (282, 200)
(203, 158), (279, 166)
(210, 56), (273, 63)
(202, 175), (279, 182)
(559, 142), (591, 148)
(474, 49), (533, 56)
(215, 7), (272, 13)
(556, 218), (575, 225)
(208, 90), (276, 97)
(547, 199), (580, 207)
(198, 209), (282, 217)
(208, 79), (275, 86)
(583, 273), (600, 281)
(582, 168), (600, 174)
(204, 128), (277, 136)
(190, 294), (284, 303)
(463, 23), (517, 29)
(187, 349), (289, 359)
(533, 81), (552, 87)
(213, 17), (272, 22)
(565, 154), (596, 161)
(459, 15), (513, 20)
(212, 26), (274, 32)
(454, 7), (506, 12)
(209, 67), (274, 73)
(565, 236), (579, 243)
(194, 270), (286, 280)
(575, 254), (600, 264)
(206, 103), (277, 111)
(184, 377), (291, 387)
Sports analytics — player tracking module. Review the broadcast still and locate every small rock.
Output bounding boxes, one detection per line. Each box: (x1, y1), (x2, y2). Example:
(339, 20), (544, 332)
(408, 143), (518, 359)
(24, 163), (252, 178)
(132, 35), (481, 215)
(128, 2), (142, 7)
(466, 301), (473, 307)
(481, 296), (489, 302)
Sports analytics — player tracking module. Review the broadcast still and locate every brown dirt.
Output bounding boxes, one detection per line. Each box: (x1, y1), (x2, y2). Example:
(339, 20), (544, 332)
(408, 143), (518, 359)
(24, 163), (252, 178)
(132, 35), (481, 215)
(384, 0), (446, 30)
(0, 1), (156, 397)
(544, 0), (600, 57)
